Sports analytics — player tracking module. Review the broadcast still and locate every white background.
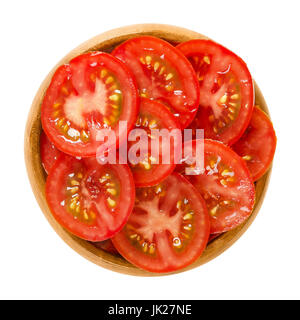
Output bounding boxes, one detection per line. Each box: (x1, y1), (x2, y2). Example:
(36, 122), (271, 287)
(1, 0), (299, 300)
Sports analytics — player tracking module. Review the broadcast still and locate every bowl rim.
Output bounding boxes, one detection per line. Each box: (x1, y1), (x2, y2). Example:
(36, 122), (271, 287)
(24, 23), (272, 276)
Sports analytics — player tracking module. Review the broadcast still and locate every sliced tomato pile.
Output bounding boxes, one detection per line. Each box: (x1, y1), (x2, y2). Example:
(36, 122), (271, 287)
(112, 36), (200, 129)
(112, 173), (210, 273)
(40, 35), (276, 273)
(232, 106), (276, 181)
(46, 155), (135, 241)
(128, 97), (181, 187)
(42, 52), (138, 157)
(177, 40), (254, 145)
(177, 139), (255, 234)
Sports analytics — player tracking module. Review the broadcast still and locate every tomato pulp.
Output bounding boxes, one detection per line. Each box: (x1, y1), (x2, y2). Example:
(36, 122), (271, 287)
(177, 40), (254, 145)
(178, 139), (255, 234)
(128, 97), (181, 187)
(46, 155), (135, 241)
(113, 36), (200, 129)
(112, 173), (210, 273)
(42, 52), (138, 157)
(233, 106), (276, 181)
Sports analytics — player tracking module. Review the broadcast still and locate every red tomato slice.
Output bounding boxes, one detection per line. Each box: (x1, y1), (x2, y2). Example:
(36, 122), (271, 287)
(41, 52), (138, 157)
(92, 240), (119, 255)
(40, 130), (62, 174)
(112, 173), (210, 273)
(177, 40), (254, 145)
(46, 154), (135, 241)
(112, 36), (200, 129)
(178, 139), (255, 234)
(232, 106), (276, 181)
(128, 97), (180, 187)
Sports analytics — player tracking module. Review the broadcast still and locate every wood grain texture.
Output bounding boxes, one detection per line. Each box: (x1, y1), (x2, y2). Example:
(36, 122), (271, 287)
(24, 24), (272, 276)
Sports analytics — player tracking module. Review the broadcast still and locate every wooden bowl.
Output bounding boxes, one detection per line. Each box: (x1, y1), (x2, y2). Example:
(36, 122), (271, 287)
(24, 24), (272, 276)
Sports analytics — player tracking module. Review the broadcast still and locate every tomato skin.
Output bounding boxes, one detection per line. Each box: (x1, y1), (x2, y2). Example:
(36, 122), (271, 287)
(41, 52), (139, 157)
(112, 36), (200, 129)
(112, 173), (210, 273)
(45, 154), (135, 241)
(40, 130), (62, 174)
(129, 97), (181, 187)
(92, 240), (119, 255)
(208, 233), (221, 242)
(232, 106), (276, 181)
(177, 40), (254, 145)
(180, 139), (255, 234)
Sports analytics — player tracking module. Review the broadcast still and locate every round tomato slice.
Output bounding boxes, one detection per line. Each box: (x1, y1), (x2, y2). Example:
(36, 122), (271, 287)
(112, 173), (210, 273)
(128, 97), (180, 187)
(92, 240), (119, 255)
(178, 139), (255, 234)
(232, 106), (276, 181)
(40, 130), (62, 174)
(177, 40), (254, 145)
(41, 52), (138, 157)
(46, 154), (135, 241)
(112, 36), (200, 129)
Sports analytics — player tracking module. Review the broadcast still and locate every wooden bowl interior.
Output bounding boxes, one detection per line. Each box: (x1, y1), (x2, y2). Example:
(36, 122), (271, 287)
(24, 24), (272, 276)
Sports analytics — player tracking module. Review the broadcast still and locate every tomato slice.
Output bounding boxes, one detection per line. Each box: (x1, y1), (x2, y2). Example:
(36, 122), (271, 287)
(178, 139), (255, 234)
(45, 154), (135, 241)
(177, 40), (254, 145)
(112, 173), (210, 273)
(232, 106), (276, 181)
(128, 97), (180, 187)
(112, 36), (200, 129)
(92, 240), (119, 255)
(40, 130), (62, 174)
(41, 52), (138, 157)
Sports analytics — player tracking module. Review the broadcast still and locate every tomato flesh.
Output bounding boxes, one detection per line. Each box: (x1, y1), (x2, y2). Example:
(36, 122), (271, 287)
(112, 173), (210, 273)
(177, 40), (254, 145)
(112, 36), (200, 129)
(40, 130), (62, 174)
(232, 106), (276, 181)
(46, 155), (135, 241)
(128, 97), (180, 187)
(41, 52), (138, 157)
(179, 139), (255, 234)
